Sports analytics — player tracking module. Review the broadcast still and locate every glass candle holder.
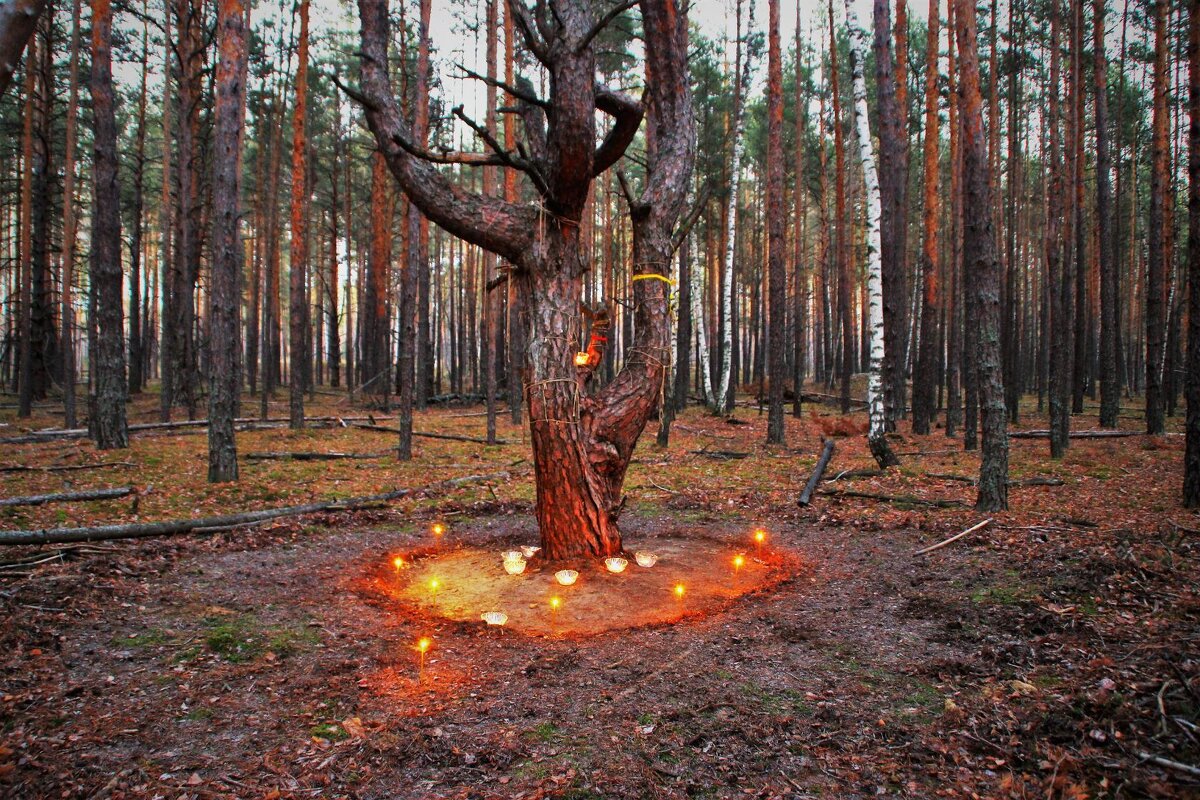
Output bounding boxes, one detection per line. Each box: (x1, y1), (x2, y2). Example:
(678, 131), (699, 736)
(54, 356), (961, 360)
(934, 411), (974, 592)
(604, 557), (628, 573)
(554, 569), (579, 586)
(634, 552), (658, 568)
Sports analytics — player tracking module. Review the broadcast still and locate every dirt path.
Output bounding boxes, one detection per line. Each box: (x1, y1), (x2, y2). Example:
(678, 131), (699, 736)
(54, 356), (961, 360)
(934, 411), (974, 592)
(1, 505), (1196, 799)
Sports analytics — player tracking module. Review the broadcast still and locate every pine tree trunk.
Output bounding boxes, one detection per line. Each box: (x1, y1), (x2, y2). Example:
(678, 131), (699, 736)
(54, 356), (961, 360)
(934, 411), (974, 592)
(846, 0), (899, 468)
(765, 0), (786, 445)
(288, 0), (309, 429)
(208, 0), (247, 481)
(1147, 0), (1168, 435)
(129, 15), (149, 394)
(955, 0), (1008, 510)
(1048, 0), (1071, 458)
(830, 0), (853, 415)
(913, 0), (940, 435)
(1184, 0), (1199, 506)
(88, 0), (127, 449)
(59, 0), (81, 428)
(17, 33), (34, 419)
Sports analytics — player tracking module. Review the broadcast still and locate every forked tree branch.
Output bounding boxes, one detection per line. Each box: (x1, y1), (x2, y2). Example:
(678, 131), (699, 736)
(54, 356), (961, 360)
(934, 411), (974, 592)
(578, 0), (640, 53)
(355, 0), (537, 267)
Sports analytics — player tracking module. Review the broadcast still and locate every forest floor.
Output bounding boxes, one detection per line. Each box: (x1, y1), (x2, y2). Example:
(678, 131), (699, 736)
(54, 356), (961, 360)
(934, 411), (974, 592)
(0, 389), (1197, 799)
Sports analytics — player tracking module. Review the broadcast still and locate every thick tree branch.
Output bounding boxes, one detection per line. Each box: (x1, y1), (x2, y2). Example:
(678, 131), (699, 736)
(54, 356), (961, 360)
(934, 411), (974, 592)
(671, 182), (711, 254)
(593, 85), (644, 176)
(0, 0), (46, 97)
(452, 104), (551, 196)
(507, 0), (552, 65)
(355, 0), (536, 267)
(578, 0), (640, 53)
(457, 62), (549, 108)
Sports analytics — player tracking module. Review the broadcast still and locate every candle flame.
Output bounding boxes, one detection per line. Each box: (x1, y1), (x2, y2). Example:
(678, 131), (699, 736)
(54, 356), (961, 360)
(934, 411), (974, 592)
(550, 596), (561, 610)
(574, 351), (590, 366)
(432, 523), (446, 537)
(674, 583), (685, 598)
(392, 556), (405, 570)
(429, 578), (440, 591)
(733, 554), (745, 569)
(753, 529), (766, 544)
(417, 637), (431, 653)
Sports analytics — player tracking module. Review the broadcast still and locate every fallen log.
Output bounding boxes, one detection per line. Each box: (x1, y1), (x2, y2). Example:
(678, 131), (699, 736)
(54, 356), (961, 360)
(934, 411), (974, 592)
(0, 461), (135, 473)
(797, 439), (836, 507)
(0, 415), (390, 444)
(351, 423), (509, 445)
(690, 449), (751, 460)
(818, 488), (966, 508)
(243, 451), (388, 461)
(0, 486), (133, 508)
(1009, 429), (1139, 439)
(915, 518), (993, 555)
(927, 473), (1065, 487)
(0, 472), (508, 546)
(824, 468), (884, 482)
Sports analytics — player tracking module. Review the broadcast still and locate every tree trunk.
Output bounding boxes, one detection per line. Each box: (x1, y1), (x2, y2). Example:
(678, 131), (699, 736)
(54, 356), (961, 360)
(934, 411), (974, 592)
(1185, 0), (1199, 507)
(129, 14), (149, 395)
(955, 0), (1008, 510)
(208, 0), (247, 482)
(846, 0), (899, 468)
(60, 0), (81, 429)
(873, 0), (909, 432)
(1147, 0), (1168, 435)
(1048, 0), (1071, 458)
(288, 0), (309, 429)
(912, 0), (940, 435)
(16, 34), (33, 419)
(355, 0), (692, 559)
(830, 0), (853, 416)
(88, 0), (128, 449)
(765, 0), (786, 445)
(158, 2), (174, 421)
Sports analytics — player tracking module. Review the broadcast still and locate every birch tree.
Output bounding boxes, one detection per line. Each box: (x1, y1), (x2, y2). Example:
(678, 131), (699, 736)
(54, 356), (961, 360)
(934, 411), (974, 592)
(843, 0), (898, 468)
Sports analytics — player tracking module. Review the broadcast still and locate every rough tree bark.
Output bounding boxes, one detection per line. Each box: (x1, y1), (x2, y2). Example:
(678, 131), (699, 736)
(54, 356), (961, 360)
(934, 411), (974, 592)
(1147, 0), (1168, 436)
(0, 0), (45, 97)
(208, 0), (247, 482)
(60, 0), (81, 428)
(845, 0), (899, 468)
(353, 0), (693, 559)
(955, 0), (1008, 510)
(1186, 0), (1199, 507)
(288, 0), (309, 429)
(829, 0), (853, 415)
(872, 0), (909, 432)
(912, 0), (940, 435)
(88, 0), (128, 449)
(765, 0), (786, 445)
(1096, 0), (1119, 428)
(1048, 0), (1070, 459)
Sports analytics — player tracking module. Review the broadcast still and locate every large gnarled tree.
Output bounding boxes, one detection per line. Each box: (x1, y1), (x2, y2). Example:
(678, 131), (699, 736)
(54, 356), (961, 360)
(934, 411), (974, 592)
(352, 0), (694, 560)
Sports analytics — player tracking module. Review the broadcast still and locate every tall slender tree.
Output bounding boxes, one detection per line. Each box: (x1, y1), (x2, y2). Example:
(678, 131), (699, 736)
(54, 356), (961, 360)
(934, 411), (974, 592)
(1147, 0), (1168, 435)
(912, 0), (940, 435)
(765, 0), (785, 444)
(59, 0), (82, 428)
(955, 0), (1007, 509)
(1185, 0), (1199, 507)
(288, 0), (310, 428)
(209, 0), (248, 481)
(89, 0), (128, 449)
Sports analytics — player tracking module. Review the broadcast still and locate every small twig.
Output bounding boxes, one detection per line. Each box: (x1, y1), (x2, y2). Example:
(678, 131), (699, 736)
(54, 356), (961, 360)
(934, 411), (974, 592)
(1137, 751), (1200, 778)
(914, 519), (994, 555)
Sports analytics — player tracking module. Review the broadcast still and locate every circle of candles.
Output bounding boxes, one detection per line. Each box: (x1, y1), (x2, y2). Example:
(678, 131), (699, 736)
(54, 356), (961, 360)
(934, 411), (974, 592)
(604, 557), (628, 573)
(554, 569), (579, 586)
(634, 552), (658, 568)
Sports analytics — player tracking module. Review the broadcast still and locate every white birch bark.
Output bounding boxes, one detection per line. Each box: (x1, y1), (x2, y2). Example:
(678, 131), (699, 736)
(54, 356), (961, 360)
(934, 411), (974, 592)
(714, 0), (755, 413)
(844, 0), (894, 465)
(689, 232), (716, 403)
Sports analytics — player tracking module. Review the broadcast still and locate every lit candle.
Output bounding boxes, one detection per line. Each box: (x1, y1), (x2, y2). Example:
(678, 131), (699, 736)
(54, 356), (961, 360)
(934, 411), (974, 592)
(503, 557), (527, 575)
(416, 636), (432, 680)
(574, 351), (590, 367)
(392, 555), (406, 571)
(432, 522), (446, 538)
(554, 570), (579, 586)
(550, 596), (562, 612)
(481, 611), (508, 626)
(733, 553), (745, 573)
(673, 583), (685, 601)
(604, 557), (628, 573)
(428, 577), (440, 596)
(753, 528), (767, 552)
